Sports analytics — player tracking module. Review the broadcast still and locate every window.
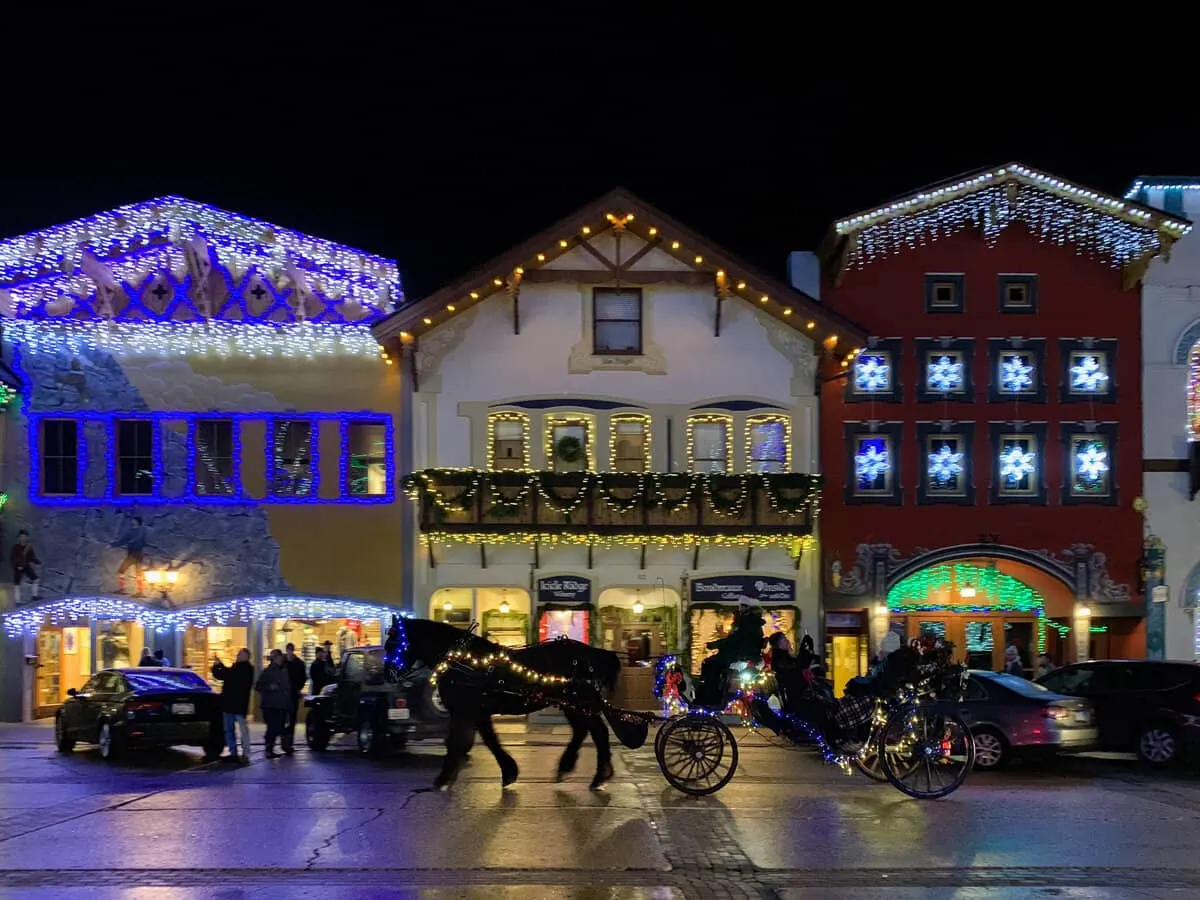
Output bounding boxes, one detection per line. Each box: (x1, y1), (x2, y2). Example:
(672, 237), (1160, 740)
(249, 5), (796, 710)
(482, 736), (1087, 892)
(117, 419), (155, 496)
(1068, 352), (1109, 394)
(853, 353), (892, 394)
(593, 288), (642, 355)
(747, 415), (789, 473)
(989, 339), (1046, 403)
(41, 419), (79, 496)
(853, 436), (891, 495)
(925, 435), (966, 497)
(844, 422), (902, 504)
(926, 351), (964, 395)
(924, 274), (964, 313)
(846, 339), (903, 402)
(194, 419), (234, 496)
(1062, 339), (1116, 402)
(915, 339), (974, 402)
(488, 413), (529, 470)
(688, 416), (731, 473)
(997, 435), (1038, 498)
(347, 421), (388, 496)
(548, 419), (590, 471)
(1061, 423), (1118, 505)
(611, 415), (649, 472)
(997, 351), (1035, 395)
(998, 274), (1038, 312)
(271, 419), (314, 497)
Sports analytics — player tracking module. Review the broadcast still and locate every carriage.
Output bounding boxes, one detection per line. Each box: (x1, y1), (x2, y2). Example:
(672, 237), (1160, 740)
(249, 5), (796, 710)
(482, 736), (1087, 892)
(645, 643), (976, 800)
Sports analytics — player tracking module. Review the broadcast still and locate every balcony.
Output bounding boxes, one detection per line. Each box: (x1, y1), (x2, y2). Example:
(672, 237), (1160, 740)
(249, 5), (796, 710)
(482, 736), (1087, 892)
(403, 469), (822, 564)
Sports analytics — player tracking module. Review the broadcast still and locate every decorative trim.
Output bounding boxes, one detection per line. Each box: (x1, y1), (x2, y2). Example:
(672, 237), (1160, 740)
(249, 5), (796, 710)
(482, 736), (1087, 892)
(414, 306), (478, 392)
(544, 413), (597, 471)
(691, 399), (787, 412)
(988, 421), (1048, 505)
(845, 338), (903, 404)
(987, 338), (1047, 403)
(1061, 420), (1119, 506)
(924, 273), (965, 314)
(998, 274), (1038, 314)
(687, 414), (733, 474)
(569, 286), (667, 375)
(745, 414), (791, 472)
(1060, 338), (1118, 403)
(1173, 318), (1200, 365)
(487, 411), (531, 470)
(916, 421), (975, 506)
(496, 398), (647, 411)
(610, 413), (652, 473)
(761, 314), (819, 397)
(915, 338), (975, 402)
(843, 421), (903, 506)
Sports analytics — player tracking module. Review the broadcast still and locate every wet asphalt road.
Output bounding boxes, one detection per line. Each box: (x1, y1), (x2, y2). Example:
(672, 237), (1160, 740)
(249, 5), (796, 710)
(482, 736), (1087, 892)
(0, 722), (1199, 899)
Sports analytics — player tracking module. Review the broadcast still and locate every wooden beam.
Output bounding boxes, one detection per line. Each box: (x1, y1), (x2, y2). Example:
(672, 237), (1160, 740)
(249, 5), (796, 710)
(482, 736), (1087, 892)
(577, 237), (618, 271)
(692, 543), (701, 570)
(744, 545), (753, 571)
(639, 543), (647, 570)
(587, 542), (593, 569)
(1144, 458), (1188, 473)
(523, 269), (710, 286)
(616, 236), (662, 272)
(408, 342), (419, 393)
(794, 547), (803, 571)
(714, 292), (722, 337)
(426, 541), (436, 569)
(512, 290), (520, 335)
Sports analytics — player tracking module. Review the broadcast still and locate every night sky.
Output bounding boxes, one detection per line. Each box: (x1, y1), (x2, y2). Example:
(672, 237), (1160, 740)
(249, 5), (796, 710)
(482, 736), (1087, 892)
(5, 7), (1198, 300)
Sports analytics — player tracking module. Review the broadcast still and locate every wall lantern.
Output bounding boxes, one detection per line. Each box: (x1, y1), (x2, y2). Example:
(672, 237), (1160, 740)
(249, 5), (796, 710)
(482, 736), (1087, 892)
(144, 568), (180, 602)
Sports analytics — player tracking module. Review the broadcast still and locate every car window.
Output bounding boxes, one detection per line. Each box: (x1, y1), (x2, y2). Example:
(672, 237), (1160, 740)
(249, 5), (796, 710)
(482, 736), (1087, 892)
(1131, 664), (1198, 691)
(93, 672), (123, 693)
(964, 678), (988, 701)
(125, 670), (209, 692)
(343, 653), (365, 683)
(362, 650), (386, 686)
(1041, 665), (1098, 695)
(79, 675), (102, 694)
(988, 672), (1051, 698)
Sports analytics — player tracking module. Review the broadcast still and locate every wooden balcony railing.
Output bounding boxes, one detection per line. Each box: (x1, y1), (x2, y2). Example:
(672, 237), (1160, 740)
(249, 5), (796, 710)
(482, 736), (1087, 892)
(402, 469), (822, 537)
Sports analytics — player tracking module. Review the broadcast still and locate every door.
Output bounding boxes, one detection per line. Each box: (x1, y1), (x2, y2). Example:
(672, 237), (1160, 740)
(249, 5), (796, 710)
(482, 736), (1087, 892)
(1040, 663), (1129, 750)
(62, 675), (98, 737)
(1000, 619), (1036, 677)
(829, 633), (868, 698)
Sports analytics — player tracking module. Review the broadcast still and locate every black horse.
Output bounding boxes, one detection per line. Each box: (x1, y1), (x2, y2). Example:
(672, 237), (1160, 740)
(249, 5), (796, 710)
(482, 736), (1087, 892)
(387, 616), (622, 791)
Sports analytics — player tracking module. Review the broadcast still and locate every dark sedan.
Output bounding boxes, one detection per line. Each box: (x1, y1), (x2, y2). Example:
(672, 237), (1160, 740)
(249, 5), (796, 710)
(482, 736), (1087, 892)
(957, 670), (1098, 769)
(55, 668), (223, 762)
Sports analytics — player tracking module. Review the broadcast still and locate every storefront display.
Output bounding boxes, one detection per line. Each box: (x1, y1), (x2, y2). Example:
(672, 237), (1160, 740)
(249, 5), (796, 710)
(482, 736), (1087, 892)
(599, 605), (678, 665)
(536, 576), (592, 645)
(261, 618), (382, 668)
(686, 605), (796, 675)
(183, 625), (249, 684)
(481, 610), (530, 648)
(539, 608), (589, 642)
(34, 625), (93, 716)
(94, 620), (144, 671)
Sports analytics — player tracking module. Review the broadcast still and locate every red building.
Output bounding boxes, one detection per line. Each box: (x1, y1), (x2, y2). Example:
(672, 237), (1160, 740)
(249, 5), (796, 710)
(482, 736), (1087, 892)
(815, 164), (1189, 688)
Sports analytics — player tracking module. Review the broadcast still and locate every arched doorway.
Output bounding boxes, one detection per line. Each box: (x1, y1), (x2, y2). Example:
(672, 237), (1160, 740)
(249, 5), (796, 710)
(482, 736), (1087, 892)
(886, 559), (1076, 675)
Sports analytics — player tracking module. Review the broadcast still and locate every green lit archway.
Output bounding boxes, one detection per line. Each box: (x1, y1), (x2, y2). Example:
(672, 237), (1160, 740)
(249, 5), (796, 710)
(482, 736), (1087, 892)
(886, 562), (1047, 653)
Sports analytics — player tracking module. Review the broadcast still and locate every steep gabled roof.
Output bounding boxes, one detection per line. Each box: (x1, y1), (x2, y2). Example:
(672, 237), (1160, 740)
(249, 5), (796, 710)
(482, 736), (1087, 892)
(374, 187), (867, 352)
(824, 163), (1191, 289)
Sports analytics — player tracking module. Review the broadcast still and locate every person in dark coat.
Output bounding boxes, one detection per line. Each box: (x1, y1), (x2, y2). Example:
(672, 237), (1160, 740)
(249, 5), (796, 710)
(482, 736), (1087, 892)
(255, 650), (291, 758)
(309, 647), (335, 695)
(212, 648), (254, 764)
(698, 597), (767, 706)
(281, 642), (308, 754)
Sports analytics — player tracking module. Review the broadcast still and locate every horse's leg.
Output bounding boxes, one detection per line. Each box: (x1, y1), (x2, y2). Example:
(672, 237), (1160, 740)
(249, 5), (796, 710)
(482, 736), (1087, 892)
(476, 713), (520, 788)
(556, 710), (588, 782)
(587, 712), (614, 791)
(434, 711), (475, 791)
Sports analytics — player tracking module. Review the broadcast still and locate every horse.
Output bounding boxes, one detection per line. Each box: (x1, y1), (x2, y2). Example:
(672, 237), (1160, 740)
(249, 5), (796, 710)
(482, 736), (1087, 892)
(388, 616), (623, 791)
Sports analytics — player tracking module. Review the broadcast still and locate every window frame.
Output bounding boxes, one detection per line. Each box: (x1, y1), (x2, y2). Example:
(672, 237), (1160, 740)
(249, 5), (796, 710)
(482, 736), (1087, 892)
(609, 414), (651, 473)
(916, 422), (975, 506)
(1060, 339), (1117, 403)
(39, 418), (82, 498)
(843, 421), (903, 506)
(746, 414), (791, 473)
(592, 287), (643, 356)
(998, 274), (1038, 314)
(988, 338), (1046, 403)
(924, 273), (965, 314)
(845, 338), (903, 403)
(544, 414), (595, 472)
(989, 422), (1048, 505)
(687, 414), (733, 474)
(114, 417), (157, 498)
(915, 338), (974, 402)
(268, 417), (318, 498)
(487, 411), (531, 470)
(1061, 422), (1118, 506)
(191, 418), (236, 498)
(344, 419), (390, 497)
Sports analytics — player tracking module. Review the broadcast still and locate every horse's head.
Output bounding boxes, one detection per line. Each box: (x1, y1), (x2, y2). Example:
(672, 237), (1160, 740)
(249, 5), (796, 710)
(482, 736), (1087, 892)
(399, 616), (497, 667)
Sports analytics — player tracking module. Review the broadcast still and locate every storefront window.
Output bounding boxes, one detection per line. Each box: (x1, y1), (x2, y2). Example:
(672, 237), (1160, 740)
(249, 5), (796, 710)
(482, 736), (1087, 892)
(539, 609), (590, 642)
(35, 624), (93, 713)
(183, 625), (249, 684)
(262, 618), (382, 673)
(94, 620), (145, 671)
(599, 604), (679, 665)
(687, 606), (796, 675)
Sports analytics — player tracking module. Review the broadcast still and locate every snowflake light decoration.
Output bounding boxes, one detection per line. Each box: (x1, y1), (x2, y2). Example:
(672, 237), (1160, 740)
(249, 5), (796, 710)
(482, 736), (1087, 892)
(927, 355), (963, 393)
(1070, 355), (1108, 392)
(855, 440), (890, 486)
(854, 354), (890, 392)
(1075, 442), (1109, 483)
(1000, 354), (1034, 392)
(1000, 444), (1036, 484)
(927, 444), (964, 485)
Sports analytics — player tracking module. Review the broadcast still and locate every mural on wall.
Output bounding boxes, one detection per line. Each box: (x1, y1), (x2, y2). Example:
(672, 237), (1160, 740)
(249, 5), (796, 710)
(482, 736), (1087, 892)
(7, 342), (290, 606)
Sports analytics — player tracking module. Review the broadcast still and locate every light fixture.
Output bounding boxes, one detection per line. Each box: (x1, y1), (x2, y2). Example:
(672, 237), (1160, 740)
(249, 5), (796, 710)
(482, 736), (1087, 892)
(443, 600), (454, 612)
(960, 582), (976, 599)
(1078, 604), (1092, 618)
(875, 602), (888, 615)
(499, 599), (510, 615)
(632, 599), (645, 615)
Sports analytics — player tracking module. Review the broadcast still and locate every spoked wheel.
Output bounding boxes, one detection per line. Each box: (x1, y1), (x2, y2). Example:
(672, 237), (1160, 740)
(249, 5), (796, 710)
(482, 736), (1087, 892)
(851, 719), (922, 783)
(881, 704), (974, 799)
(656, 714), (738, 796)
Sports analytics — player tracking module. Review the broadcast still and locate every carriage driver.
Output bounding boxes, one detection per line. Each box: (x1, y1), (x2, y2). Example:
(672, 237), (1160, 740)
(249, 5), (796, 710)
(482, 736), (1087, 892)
(697, 595), (767, 707)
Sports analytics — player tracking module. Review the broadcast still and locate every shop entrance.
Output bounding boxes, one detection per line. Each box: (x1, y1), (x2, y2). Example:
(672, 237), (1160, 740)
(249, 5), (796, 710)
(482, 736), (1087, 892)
(904, 614), (1038, 676)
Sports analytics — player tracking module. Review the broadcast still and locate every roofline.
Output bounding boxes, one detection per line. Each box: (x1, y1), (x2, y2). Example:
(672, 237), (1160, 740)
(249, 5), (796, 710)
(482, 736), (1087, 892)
(1124, 177), (1200, 200)
(373, 187), (867, 350)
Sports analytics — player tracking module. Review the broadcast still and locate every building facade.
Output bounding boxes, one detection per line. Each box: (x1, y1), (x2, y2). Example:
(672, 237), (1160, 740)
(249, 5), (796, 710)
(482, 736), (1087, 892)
(374, 189), (863, 706)
(817, 165), (1189, 690)
(0, 197), (406, 720)
(1128, 177), (1200, 661)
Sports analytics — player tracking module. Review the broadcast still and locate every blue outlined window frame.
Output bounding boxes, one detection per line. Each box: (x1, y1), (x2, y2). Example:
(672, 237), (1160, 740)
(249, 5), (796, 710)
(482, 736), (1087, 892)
(27, 411), (395, 506)
(111, 416), (161, 500)
(844, 338), (904, 404)
(266, 417), (321, 500)
(188, 417), (241, 500)
(1059, 338), (1117, 404)
(916, 421), (975, 507)
(915, 338), (975, 403)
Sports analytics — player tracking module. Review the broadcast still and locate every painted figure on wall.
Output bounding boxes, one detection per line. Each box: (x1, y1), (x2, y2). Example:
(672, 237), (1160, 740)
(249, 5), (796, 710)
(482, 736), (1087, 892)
(114, 515), (149, 597)
(11, 529), (40, 603)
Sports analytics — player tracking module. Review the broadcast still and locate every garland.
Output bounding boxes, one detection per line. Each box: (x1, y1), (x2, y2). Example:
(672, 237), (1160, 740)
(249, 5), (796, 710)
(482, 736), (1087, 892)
(598, 473), (644, 514)
(760, 472), (818, 517)
(536, 472), (593, 516)
(703, 474), (747, 517)
(651, 473), (697, 512)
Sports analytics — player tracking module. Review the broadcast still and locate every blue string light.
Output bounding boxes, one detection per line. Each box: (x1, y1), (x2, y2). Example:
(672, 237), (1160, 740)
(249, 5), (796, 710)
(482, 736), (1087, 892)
(27, 411), (394, 506)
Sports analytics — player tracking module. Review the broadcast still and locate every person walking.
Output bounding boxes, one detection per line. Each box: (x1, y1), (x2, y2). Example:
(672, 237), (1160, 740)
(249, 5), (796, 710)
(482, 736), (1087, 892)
(282, 642), (308, 755)
(255, 649), (291, 759)
(309, 647), (335, 696)
(212, 648), (254, 764)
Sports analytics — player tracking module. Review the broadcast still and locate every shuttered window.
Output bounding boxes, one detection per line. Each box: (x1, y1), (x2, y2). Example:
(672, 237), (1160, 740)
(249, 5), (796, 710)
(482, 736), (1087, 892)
(593, 289), (642, 354)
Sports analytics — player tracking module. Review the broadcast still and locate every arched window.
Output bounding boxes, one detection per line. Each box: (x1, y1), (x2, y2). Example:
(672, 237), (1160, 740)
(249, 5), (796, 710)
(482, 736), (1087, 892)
(1190, 342), (1200, 440)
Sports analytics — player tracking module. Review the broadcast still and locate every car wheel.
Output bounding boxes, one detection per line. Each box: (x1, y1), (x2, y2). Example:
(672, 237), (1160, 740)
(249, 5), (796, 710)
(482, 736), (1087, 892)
(357, 717), (386, 757)
(1138, 725), (1179, 766)
(97, 720), (121, 762)
(971, 728), (1007, 770)
(306, 711), (331, 751)
(54, 714), (75, 753)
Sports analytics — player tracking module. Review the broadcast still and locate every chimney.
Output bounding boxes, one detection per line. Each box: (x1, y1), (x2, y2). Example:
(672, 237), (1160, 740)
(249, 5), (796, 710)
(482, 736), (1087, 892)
(788, 251), (820, 301)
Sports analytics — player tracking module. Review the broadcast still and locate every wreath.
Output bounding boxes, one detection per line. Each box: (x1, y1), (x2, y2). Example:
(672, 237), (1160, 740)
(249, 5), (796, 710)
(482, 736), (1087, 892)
(555, 435), (584, 464)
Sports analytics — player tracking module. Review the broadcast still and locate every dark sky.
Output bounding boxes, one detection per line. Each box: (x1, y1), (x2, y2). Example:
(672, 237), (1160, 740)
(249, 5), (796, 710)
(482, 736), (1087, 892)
(5, 7), (1198, 300)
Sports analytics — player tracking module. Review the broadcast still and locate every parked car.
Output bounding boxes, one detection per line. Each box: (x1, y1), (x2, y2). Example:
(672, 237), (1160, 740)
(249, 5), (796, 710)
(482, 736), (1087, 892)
(1036, 660), (1200, 765)
(955, 670), (1098, 769)
(55, 668), (223, 762)
(305, 646), (449, 756)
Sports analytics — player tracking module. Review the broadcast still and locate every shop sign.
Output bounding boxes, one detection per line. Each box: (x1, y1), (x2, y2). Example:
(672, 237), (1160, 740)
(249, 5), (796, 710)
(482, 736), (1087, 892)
(537, 576), (592, 604)
(689, 575), (795, 604)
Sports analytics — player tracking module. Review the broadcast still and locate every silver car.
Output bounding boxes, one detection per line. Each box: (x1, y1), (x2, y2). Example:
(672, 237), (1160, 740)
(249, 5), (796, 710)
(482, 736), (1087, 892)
(956, 670), (1099, 769)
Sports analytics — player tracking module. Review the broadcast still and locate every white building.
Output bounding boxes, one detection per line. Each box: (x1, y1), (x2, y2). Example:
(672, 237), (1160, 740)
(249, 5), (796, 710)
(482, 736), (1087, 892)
(1129, 177), (1200, 660)
(372, 189), (864, 705)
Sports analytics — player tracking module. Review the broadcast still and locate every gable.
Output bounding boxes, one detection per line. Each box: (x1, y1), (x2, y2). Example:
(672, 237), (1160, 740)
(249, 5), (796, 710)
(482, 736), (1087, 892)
(374, 188), (866, 356)
(826, 164), (1191, 289)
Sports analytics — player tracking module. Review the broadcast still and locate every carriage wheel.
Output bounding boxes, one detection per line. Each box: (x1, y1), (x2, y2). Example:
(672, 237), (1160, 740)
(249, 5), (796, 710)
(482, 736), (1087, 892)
(654, 721), (669, 759)
(656, 714), (738, 796)
(881, 704), (975, 799)
(851, 718), (920, 783)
